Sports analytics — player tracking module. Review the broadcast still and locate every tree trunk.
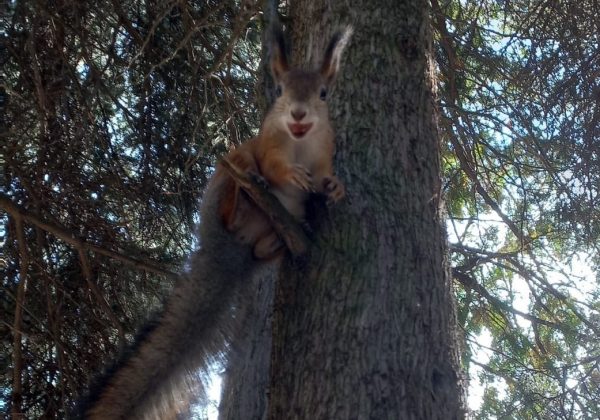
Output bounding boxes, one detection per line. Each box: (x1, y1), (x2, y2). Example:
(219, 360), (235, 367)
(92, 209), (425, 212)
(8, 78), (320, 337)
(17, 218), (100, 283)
(269, 0), (466, 417)
(223, 0), (465, 418)
(218, 265), (274, 419)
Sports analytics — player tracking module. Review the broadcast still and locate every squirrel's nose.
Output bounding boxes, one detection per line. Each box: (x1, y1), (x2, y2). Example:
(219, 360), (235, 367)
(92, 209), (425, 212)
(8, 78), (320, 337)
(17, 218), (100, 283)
(291, 109), (306, 121)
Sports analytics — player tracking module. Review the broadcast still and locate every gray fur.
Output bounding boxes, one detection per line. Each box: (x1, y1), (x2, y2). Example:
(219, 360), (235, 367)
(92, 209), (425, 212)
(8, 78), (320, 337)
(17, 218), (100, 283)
(83, 173), (265, 419)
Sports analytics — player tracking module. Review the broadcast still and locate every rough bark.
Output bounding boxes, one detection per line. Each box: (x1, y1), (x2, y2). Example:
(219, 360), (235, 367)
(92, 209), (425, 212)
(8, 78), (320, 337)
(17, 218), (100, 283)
(218, 265), (275, 420)
(222, 0), (465, 419)
(269, 0), (464, 419)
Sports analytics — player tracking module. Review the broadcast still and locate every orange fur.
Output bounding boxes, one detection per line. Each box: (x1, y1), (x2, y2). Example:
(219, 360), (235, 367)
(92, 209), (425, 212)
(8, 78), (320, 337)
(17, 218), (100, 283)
(214, 27), (351, 260)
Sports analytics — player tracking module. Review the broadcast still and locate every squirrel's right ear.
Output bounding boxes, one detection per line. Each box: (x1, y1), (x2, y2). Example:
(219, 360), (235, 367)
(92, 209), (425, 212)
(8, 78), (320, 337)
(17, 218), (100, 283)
(270, 25), (289, 82)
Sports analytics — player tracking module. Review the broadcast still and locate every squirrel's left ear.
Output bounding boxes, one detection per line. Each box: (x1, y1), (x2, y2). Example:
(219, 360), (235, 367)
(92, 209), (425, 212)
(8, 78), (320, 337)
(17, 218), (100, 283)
(270, 25), (290, 82)
(320, 26), (352, 85)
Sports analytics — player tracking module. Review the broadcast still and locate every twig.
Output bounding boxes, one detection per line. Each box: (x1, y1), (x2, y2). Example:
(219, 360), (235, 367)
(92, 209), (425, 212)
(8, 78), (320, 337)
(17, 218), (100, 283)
(453, 269), (566, 332)
(219, 157), (311, 257)
(78, 248), (126, 346)
(11, 215), (28, 420)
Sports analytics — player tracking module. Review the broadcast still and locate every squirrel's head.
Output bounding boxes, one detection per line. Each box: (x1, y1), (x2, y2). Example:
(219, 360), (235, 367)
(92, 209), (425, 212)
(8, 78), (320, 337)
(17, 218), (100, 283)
(267, 26), (352, 140)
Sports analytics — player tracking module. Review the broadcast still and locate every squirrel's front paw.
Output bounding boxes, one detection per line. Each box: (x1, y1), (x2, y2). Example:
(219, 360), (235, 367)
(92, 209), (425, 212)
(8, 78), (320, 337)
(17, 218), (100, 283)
(323, 176), (345, 204)
(249, 171), (269, 189)
(289, 164), (314, 192)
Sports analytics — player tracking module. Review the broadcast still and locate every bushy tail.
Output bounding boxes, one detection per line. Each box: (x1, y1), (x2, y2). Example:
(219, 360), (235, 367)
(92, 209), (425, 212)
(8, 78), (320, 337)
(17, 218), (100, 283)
(79, 177), (261, 419)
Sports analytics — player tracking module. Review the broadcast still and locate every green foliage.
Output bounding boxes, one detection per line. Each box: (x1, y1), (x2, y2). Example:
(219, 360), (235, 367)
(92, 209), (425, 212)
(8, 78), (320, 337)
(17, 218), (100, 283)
(437, 0), (600, 417)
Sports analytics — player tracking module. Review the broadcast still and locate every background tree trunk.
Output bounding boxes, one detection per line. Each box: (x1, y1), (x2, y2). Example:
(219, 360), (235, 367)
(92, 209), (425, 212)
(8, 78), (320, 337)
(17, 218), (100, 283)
(218, 266), (274, 419)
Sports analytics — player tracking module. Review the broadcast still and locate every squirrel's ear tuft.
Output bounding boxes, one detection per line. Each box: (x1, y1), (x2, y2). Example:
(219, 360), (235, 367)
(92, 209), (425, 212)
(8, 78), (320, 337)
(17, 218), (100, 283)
(270, 25), (290, 82)
(320, 26), (352, 85)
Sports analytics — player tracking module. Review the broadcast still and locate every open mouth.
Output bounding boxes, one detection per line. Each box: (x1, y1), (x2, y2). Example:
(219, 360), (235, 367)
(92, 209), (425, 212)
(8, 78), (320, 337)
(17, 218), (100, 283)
(288, 123), (313, 138)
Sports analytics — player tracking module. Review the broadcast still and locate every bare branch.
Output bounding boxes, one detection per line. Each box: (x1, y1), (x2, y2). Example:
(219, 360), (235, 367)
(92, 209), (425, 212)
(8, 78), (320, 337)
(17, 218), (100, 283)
(11, 215), (28, 420)
(219, 157), (311, 257)
(0, 193), (178, 280)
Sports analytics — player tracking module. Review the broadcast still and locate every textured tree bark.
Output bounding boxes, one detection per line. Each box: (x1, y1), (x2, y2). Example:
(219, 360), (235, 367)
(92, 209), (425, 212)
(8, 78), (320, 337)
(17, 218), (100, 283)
(221, 0), (465, 418)
(218, 265), (274, 419)
(267, 0), (465, 419)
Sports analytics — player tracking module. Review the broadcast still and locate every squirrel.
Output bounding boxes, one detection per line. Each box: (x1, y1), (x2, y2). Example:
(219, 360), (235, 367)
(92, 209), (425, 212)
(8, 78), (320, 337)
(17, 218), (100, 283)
(217, 26), (349, 259)
(79, 25), (351, 419)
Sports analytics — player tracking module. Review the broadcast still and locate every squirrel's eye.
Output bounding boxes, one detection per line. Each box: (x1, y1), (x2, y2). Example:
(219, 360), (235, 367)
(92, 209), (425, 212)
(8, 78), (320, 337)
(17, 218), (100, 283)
(319, 87), (327, 101)
(275, 85), (282, 97)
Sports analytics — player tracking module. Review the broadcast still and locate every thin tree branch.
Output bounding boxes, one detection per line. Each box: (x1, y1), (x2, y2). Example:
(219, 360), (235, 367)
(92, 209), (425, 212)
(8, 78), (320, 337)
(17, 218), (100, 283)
(78, 248), (126, 346)
(453, 268), (567, 332)
(219, 157), (311, 257)
(0, 193), (178, 279)
(11, 215), (28, 420)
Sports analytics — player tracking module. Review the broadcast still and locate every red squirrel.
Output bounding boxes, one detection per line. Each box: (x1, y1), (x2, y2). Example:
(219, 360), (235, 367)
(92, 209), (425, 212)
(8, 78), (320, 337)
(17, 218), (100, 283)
(216, 26), (350, 258)
(81, 26), (351, 420)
